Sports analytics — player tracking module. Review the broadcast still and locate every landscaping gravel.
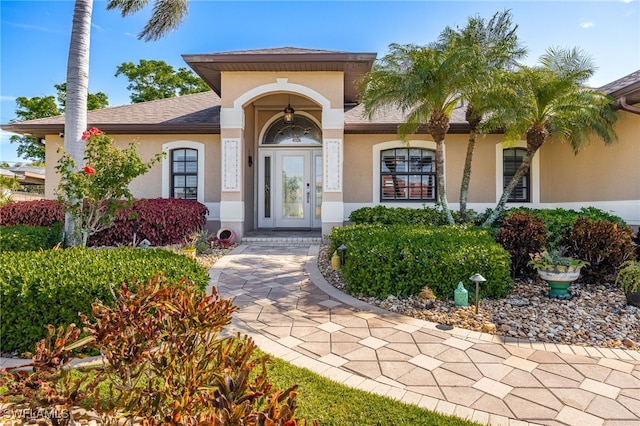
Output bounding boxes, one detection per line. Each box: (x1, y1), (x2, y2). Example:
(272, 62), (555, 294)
(318, 245), (639, 349)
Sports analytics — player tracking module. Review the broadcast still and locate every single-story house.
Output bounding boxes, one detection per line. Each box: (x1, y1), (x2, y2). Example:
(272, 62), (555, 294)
(3, 48), (639, 238)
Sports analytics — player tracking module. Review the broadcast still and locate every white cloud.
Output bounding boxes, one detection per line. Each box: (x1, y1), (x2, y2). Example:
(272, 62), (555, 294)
(0, 96), (17, 102)
(92, 23), (103, 30)
(580, 21), (595, 29)
(124, 32), (136, 37)
(1, 20), (58, 33)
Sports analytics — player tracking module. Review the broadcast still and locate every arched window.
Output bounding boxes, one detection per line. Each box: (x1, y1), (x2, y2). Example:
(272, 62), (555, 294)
(171, 148), (198, 200)
(381, 148), (436, 201)
(503, 148), (530, 202)
(262, 115), (322, 145)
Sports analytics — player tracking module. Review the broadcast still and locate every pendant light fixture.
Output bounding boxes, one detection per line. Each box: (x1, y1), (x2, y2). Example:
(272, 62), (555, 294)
(283, 94), (294, 124)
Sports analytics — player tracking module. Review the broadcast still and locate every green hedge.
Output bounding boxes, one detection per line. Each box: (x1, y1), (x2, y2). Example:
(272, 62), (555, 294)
(0, 224), (63, 251)
(349, 205), (486, 226)
(0, 247), (211, 353)
(349, 205), (449, 226)
(328, 224), (512, 300)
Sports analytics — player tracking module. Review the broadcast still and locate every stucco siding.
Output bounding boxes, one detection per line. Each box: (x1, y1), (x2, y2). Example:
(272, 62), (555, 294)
(44, 134), (221, 203)
(221, 72), (344, 109)
(540, 111), (640, 202)
(343, 133), (502, 204)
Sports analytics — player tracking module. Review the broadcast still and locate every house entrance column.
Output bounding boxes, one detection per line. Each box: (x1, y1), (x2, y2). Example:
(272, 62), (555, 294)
(320, 108), (345, 236)
(219, 108), (245, 239)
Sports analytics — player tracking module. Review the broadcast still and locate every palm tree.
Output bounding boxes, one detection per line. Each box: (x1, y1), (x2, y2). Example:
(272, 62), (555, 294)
(481, 48), (618, 227)
(63, 0), (93, 246)
(440, 10), (526, 221)
(63, 0), (190, 245)
(358, 42), (469, 225)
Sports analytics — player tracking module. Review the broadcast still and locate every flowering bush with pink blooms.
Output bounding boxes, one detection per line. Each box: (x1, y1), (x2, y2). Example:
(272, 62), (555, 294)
(55, 128), (164, 246)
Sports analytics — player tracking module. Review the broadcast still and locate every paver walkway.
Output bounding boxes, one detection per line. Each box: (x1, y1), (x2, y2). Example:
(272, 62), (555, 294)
(210, 243), (640, 426)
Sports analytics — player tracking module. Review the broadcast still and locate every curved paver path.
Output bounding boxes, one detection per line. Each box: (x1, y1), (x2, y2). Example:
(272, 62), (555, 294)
(210, 243), (640, 426)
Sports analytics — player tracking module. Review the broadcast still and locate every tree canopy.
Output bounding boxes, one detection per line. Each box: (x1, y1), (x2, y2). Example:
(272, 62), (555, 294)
(481, 47), (618, 226)
(9, 85), (109, 163)
(55, 82), (109, 112)
(358, 41), (471, 225)
(115, 59), (209, 103)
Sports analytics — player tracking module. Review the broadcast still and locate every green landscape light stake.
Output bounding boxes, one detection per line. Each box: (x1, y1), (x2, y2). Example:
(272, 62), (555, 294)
(469, 273), (486, 314)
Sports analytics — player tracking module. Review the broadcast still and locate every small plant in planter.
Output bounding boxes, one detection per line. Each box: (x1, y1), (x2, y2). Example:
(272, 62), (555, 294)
(182, 232), (199, 258)
(528, 247), (589, 299)
(616, 260), (640, 307)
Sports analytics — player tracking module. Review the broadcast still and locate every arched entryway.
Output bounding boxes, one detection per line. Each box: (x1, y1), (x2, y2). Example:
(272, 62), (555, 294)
(258, 113), (322, 229)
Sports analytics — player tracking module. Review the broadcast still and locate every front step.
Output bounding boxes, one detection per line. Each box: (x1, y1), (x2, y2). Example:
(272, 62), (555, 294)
(242, 230), (323, 244)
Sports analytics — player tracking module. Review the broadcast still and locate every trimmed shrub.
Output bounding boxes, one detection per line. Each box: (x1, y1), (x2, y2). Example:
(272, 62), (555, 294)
(495, 211), (547, 278)
(495, 206), (628, 248)
(89, 198), (208, 246)
(0, 199), (64, 226)
(0, 246), (211, 353)
(329, 224), (512, 300)
(348, 205), (448, 226)
(0, 224), (63, 251)
(563, 218), (636, 283)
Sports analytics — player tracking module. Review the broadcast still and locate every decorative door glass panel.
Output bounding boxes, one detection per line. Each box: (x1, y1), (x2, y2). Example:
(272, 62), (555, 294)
(281, 156), (304, 219)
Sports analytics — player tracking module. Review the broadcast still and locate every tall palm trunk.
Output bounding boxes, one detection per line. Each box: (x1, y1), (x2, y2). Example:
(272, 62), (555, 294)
(459, 104), (482, 222)
(63, 0), (93, 246)
(428, 111), (454, 225)
(458, 132), (476, 222)
(483, 127), (547, 227)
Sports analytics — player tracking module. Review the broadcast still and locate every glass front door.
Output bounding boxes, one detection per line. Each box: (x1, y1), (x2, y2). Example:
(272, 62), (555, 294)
(259, 149), (322, 228)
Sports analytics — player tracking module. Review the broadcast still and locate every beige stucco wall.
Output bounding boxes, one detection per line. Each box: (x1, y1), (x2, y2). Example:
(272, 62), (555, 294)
(343, 133), (502, 203)
(44, 133), (221, 202)
(221, 72), (344, 109)
(540, 111), (640, 202)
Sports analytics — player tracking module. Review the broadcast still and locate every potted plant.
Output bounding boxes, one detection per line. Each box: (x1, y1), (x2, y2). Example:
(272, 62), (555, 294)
(528, 247), (589, 299)
(616, 260), (640, 307)
(182, 233), (198, 259)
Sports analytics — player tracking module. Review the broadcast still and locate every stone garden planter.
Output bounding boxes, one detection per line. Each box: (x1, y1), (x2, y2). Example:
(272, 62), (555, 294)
(537, 269), (581, 299)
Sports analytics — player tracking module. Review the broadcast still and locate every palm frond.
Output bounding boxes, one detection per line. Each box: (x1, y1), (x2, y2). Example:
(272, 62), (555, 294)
(106, 0), (147, 16)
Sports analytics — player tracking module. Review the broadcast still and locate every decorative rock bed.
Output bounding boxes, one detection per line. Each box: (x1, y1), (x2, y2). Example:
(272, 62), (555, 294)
(318, 246), (639, 349)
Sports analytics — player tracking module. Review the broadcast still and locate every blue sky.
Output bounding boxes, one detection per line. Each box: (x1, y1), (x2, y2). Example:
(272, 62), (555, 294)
(1, 0), (639, 164)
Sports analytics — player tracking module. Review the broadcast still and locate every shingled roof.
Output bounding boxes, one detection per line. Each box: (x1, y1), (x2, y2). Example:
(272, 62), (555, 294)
(599, 69), (640, 107)
(2, 91), (221, 137)
(2, 91), (471, 137)
(5, 46), (636, 137)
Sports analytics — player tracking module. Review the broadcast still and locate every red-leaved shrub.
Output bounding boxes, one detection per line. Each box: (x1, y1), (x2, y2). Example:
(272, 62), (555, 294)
(0, 198), (208, 247)
(0, 199), (64, 226)
(495, 211), (548, 278)
(563, 218), (636, 282)
(89, 198), (208, 246)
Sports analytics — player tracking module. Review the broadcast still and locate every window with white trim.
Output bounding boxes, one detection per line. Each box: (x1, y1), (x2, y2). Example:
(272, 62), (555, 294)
(170, 148), (198, 200)
(503, 148), (530, 202)
(380, 148), (436, 201)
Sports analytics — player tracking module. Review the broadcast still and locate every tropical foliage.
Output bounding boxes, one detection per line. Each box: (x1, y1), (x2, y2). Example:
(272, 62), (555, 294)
(55, 128), (163, 246)
(440, 10), (526, 220)
(358, 42), (470, 224)
(63, 0), (193, 245)
(481, 48), (618, 226)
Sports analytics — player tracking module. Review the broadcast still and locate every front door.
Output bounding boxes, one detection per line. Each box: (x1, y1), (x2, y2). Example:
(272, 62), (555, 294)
(259, 149), (322, 228)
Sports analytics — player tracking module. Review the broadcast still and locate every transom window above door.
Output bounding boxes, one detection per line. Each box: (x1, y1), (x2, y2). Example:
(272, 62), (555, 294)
(381, 148), (436, 201)
(262, 115), (322, 145)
